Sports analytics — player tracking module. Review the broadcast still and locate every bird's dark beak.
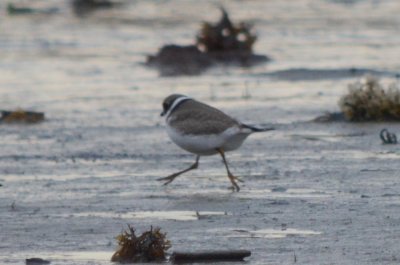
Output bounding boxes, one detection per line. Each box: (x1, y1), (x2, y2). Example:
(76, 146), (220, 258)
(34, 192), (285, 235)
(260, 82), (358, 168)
(160, 110), (165, 117)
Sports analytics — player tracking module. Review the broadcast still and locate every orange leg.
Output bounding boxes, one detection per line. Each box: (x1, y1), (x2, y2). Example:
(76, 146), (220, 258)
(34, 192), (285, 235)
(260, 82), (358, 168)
(216, 148), (241, 192)
(158, 156), (200, 185)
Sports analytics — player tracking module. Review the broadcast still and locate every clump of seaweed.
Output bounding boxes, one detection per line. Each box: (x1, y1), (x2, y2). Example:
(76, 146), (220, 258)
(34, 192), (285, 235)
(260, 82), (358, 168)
(339, 76), (400, 121)
(196, 8), (257, 53)
(0, 110), (45, 124)
(146, 8), (269, 76)
(111, 225), (171, 263)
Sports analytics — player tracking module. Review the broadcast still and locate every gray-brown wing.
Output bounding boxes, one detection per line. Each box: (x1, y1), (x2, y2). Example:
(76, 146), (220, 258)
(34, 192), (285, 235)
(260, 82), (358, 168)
(169, 100), (239, 135)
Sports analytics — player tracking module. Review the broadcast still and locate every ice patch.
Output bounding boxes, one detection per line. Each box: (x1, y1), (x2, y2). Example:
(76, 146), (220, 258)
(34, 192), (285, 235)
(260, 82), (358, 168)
(219, 228), (322, 239)
(60, 210), (229, 221)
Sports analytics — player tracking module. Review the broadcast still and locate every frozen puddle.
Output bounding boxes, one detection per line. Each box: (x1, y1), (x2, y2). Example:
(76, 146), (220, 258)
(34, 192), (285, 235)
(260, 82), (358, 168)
(326, 150), (400, 160)
(2, 251), (113, 265)
(289, 132), (366, 142)
(42, 251), (112, 261)
(290, 133), (342, 142)
(238, 188), (332, 199)
(223, 228), (322, 239)
(63, 211), (229, 221)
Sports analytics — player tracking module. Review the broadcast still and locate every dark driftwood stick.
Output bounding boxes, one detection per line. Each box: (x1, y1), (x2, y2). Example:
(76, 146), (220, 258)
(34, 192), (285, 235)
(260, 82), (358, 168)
(170, 250), (251, 263)
(25, 258), (51, 265)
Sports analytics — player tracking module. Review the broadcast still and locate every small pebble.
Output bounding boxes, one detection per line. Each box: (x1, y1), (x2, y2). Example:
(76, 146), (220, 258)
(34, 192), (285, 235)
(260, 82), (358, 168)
(271, 187), (287, 192)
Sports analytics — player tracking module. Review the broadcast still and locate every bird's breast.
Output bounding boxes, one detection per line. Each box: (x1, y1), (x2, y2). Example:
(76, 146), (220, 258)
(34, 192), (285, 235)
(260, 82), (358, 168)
(165, 124), (249, 155)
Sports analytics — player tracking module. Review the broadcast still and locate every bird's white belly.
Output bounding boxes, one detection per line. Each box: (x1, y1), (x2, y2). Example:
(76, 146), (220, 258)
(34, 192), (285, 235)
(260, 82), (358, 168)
(166, 125), (250, 156)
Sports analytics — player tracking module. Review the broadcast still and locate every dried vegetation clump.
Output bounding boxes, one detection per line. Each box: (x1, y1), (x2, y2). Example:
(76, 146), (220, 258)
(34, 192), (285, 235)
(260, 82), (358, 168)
(111, 225), (171, 263)
(146, 8), (269, 76)
(197, 8), (257, 53)
(339, 76), (400, 121)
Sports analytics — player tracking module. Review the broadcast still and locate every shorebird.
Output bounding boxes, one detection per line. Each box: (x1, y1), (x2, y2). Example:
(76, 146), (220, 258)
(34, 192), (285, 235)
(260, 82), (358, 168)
(158, 94), (273, 191)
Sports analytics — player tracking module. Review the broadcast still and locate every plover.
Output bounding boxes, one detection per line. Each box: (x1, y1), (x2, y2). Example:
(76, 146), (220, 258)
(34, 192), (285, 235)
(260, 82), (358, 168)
(159, 94), (274, 191)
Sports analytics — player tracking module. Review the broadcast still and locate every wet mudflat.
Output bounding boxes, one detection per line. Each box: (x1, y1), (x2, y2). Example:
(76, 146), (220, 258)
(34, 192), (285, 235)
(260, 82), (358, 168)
(1, 0), (400, 264)
(2, 119), (400, 264)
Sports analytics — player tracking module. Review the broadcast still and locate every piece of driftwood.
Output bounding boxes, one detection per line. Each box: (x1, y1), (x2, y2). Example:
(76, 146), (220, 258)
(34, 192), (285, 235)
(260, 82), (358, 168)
(7, 3), (59, 15)
(0, 110), (45, 124)
(170, 250), (251, 263)
(25, 258), (51, 265)
(72, 0), (121, 16)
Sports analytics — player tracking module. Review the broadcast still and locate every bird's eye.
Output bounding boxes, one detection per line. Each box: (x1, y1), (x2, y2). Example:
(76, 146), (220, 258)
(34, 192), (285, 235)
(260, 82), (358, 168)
(163, 103), (169, 110)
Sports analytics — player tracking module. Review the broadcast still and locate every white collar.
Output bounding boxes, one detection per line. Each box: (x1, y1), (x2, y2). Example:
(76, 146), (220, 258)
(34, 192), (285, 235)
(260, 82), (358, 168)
(165, 96), (192, 119)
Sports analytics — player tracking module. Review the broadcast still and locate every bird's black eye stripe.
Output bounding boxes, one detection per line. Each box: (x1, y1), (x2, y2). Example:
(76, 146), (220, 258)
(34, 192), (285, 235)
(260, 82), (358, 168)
(163, 102), (169, 110)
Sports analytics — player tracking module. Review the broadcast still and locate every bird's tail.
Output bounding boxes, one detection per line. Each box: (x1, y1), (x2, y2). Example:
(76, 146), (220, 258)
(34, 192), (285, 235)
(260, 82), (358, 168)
(241, 124), (275, 133)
